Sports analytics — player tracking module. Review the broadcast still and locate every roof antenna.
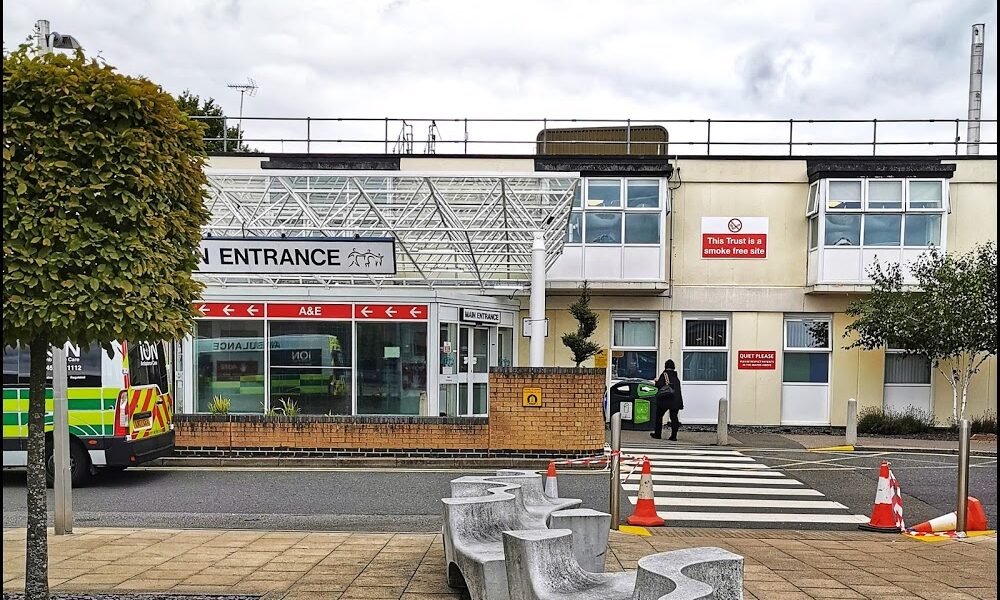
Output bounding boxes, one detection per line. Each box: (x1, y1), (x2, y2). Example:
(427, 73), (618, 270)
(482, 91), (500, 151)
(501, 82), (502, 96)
(227, 77), (258, 136)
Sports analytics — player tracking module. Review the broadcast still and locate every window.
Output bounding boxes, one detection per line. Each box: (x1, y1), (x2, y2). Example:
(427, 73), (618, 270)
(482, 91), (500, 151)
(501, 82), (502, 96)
(682, 317), (728, 382)
(808, 216), (819, 250)
(904, 214), (941, 246)
(2, 343), (104, 388)
(824, 214), (861, 246)
(783, 318), (831, 384)
(806, 182), (820, 216)
(268, 321), (352, 415)
(885, 351), (932, 385)
(827, 180), (862, 210)
(128, 341), (168, 393)
(356, 322), (427, 415)
(585, 212), (622, 244)
(863, 214), (902, 246)
(908, 181), (943, 210)
(195, 320), (265, 413)
(565, 177), (663, 246)
(611, 315), (657, 380)
(867, 180), (903, 210)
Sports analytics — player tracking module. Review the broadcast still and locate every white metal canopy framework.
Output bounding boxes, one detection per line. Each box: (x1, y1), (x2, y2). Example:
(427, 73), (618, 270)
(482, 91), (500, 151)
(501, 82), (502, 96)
(201, 171), (579, 289)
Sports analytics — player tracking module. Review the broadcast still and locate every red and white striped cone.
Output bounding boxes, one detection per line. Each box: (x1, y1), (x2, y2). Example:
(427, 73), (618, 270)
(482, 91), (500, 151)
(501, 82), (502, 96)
(543, 460), (559, 498)
(626, 457), (665, 527)
(859, 460), (904, 533)
(908, 497), (989, 533)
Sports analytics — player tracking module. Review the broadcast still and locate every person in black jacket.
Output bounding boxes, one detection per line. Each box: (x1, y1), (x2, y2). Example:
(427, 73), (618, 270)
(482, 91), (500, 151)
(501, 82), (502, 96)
(651, 359), (683, 441)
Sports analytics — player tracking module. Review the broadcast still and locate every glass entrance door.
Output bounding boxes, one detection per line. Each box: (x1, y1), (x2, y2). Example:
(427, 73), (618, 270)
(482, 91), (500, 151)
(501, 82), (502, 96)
(439, 324), (491, 416)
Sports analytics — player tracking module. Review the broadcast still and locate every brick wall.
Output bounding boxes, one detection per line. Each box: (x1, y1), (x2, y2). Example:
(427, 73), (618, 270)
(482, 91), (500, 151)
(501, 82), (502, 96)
(175, 367), (606, 457)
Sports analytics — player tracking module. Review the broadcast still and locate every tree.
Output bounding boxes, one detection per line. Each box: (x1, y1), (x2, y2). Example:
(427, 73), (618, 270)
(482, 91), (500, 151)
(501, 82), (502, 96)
(174, 90), (251, 153)
(562, 283), (602, 367)
(3, 47), (209, 599)
(845, 243), (997, 423)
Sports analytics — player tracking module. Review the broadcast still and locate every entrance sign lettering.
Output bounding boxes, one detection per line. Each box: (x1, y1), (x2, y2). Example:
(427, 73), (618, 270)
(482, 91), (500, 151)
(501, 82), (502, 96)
(702, 217), (768, 259)
(199, 237), (396, 275)
(461, 308), (502, 324)
(266, 303), (352, 319)
(737, 350), (777, 370)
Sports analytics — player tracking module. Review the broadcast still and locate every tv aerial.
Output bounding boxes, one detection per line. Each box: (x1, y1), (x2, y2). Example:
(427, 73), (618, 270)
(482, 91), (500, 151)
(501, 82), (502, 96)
(226, 77), (258, 127)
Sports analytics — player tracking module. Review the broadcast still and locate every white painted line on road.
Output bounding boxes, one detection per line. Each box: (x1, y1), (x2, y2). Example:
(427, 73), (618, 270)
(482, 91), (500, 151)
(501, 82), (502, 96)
(621, 483), (823, 496)
(621, 447), (746, 457)
(654, 511), (871, 524)
(641, 467), (788, 478)
(623, 453), (756, 463)
(631, 496), (849, 510)
(637, 473), (804, 485)
(639, 461), (772, 470)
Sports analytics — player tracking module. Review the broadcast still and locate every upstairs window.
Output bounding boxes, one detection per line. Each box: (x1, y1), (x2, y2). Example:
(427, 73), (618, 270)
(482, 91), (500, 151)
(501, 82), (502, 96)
(566, 178), (663, 246)
(817, 178), (946, 248)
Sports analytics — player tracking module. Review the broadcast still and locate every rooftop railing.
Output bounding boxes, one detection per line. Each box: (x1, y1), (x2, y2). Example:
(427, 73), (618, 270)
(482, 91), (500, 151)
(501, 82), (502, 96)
(191, 116), (998, 157)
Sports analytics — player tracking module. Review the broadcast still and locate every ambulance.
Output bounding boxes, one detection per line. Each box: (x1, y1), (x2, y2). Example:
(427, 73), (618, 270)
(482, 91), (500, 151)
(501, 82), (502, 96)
(2, 340), (175, 486)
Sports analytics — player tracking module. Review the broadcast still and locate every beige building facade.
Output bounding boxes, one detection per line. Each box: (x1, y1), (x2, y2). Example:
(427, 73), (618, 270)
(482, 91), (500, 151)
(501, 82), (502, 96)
(194, 153), (996, 427)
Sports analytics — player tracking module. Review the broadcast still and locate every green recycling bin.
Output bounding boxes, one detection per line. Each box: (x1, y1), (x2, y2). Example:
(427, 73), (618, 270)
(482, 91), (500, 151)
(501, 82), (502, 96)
(608, 378), (659, 431)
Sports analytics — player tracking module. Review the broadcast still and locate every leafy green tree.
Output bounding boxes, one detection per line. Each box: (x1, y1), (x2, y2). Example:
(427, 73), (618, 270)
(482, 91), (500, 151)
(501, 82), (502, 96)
(562, 283), (602, 367)
(174, 89), (251, 153)
(845, 243), (997, 423)
(3, 47), (209, 599)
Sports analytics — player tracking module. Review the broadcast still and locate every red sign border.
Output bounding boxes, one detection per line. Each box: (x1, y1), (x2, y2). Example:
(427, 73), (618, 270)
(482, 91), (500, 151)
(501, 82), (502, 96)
(737, 350), (777, 370)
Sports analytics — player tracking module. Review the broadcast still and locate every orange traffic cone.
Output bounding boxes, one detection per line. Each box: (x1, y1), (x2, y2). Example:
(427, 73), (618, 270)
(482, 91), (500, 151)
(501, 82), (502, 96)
(908, 497), (989, 533)
(626, 457), (665, 527)
(859, 460), (904, 533)
(543, 460), (559, 498)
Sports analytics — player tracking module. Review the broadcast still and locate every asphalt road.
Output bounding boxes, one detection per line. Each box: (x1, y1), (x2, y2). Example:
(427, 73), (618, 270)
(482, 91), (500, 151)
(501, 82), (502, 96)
(1, 467), (612, 532)
(2, 449), (995, 532)
(742, 449), (998, 530)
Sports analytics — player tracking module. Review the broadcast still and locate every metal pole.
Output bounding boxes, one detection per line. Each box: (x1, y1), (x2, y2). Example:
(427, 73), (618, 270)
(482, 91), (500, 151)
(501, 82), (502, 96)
(957, 418), (971, 531)
(706, 118), (711, 156)
(716, 398), (729, 446)
(464, 118), (468, 155)
(967, 24), (985, 155)
(846, 398), (858, 446)
(52, 344), (73, 535)
(384, 118), (389, 154)
(872, 118), (878, 156)
(609, 412), (621, 530)
(528, 231), (546, 367)
(626, 118), (631, 155)
(542, 118), (548, 154)
(306, 117), (311, 153)
(222, 116), (228, 153)
(788, 119), (794, 156)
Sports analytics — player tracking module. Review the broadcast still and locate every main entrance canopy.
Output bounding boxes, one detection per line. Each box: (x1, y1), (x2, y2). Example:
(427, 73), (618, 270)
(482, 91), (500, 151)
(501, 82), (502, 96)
(202, 172), (579, 289)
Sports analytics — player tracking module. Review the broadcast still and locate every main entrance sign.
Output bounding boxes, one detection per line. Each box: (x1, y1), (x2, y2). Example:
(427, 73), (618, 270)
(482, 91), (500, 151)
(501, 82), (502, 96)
(199, 237), (396, 275)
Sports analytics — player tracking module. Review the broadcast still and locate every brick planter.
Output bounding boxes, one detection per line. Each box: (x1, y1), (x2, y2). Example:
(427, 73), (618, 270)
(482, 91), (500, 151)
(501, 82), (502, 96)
(174, 367), (606, 459)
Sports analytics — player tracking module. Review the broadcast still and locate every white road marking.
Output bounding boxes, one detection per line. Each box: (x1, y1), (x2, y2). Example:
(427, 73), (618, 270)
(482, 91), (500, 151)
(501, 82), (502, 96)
(637, 474), (804, 485)
(631, 496), (850, 510)
(621, 483), (823, 496)
(638, 467), (785, 477)
(656, 511), (871, 524)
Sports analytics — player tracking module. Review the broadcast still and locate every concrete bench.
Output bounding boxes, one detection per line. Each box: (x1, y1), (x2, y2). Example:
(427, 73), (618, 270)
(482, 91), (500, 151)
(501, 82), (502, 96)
(493, 469), (583, 521)
(502, 529), (744, 600)
(443, 476), (610, 600)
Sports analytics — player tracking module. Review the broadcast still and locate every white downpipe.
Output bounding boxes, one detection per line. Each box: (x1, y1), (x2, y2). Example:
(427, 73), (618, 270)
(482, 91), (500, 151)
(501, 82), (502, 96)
(529, 231), (546, 367)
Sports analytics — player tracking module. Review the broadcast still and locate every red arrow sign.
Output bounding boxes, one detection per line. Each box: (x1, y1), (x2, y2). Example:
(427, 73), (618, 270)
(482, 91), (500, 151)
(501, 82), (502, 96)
(194, 303), (262, 318)
(267, 303), (352, 319)
(354, 304), (427, 320)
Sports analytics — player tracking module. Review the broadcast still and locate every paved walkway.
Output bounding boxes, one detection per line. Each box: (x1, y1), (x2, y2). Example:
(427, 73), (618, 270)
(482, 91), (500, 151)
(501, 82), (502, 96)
(3, 527), (996, 599)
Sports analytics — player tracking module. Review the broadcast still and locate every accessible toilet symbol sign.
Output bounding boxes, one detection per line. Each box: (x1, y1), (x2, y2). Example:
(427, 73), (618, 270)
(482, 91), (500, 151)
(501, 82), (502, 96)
(522, 387), (543, 407)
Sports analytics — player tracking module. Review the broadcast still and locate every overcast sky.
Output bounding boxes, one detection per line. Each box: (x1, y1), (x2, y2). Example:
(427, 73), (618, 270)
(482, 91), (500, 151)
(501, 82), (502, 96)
(4, 0), (997, 153)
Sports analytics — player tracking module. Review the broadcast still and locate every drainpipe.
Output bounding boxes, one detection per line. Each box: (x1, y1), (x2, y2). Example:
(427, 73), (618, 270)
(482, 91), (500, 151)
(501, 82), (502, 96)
(529, 231), (546, 367)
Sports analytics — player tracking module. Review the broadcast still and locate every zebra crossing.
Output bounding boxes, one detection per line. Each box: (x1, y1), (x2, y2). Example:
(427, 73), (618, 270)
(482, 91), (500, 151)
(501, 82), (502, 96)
(620, 446), (870, 527)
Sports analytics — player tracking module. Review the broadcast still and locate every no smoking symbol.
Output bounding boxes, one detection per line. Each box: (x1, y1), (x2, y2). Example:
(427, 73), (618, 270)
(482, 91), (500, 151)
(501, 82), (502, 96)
(727, 218), (743, 233)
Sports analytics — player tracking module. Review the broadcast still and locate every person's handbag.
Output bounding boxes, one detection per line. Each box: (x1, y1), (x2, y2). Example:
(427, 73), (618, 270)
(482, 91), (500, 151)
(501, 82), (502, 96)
(655, 371), (674, 400)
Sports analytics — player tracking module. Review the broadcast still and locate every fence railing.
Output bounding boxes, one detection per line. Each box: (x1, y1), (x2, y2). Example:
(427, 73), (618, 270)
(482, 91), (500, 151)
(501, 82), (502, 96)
(191, 116), (998, 156)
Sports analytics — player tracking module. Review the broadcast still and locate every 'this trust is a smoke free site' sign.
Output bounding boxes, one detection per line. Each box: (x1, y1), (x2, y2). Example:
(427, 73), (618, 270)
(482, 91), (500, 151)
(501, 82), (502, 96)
(702, 217), (768, 259)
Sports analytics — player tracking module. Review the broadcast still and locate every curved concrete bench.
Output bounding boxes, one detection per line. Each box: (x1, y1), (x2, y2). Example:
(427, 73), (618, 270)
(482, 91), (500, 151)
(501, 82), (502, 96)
(493, 470), (583, 521)
(443, 476), (610, 600)
(502, 529), (744, 600)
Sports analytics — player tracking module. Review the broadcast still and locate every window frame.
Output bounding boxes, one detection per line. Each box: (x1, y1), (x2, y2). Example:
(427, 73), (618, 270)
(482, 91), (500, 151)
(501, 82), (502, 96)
(906, 179), (946, 212)
(861, 213), (903, 248)
(806, 181), (820, 216)
(884, 348), (933, 386)
(681, 314), (730, 383)
(564, 177), (664, 248)
(823, 213), (862, 247)
(825, 178), (864, 212)
(783, 317), (832, 352)
(902, 213), (943, 248)
(610, 313), (659, 380)
(865, 179), (905, 212)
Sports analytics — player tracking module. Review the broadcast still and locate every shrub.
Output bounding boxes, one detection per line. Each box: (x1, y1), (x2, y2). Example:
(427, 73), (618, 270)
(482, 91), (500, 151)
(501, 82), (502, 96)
(970, 410), (997, 435)
(857, 406), (935, 435)
(207, 395), (230, 415)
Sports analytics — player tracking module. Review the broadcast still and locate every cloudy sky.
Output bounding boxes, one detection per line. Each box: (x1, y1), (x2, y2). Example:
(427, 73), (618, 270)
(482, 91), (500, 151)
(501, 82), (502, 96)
(4, 0), (997, 153)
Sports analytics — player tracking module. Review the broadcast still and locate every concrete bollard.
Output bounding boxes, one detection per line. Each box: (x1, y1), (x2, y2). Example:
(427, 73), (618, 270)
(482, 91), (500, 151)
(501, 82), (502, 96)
(717, 398), (729, 446)
(846, 398), (858, 446)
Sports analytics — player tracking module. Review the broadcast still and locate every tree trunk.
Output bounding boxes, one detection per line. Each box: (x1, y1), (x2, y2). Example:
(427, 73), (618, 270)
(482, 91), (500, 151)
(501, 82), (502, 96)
(25, 336), (50, 600)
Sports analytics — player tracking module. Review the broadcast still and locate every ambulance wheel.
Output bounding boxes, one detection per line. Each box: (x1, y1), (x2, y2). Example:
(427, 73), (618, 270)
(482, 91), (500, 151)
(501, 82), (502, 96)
(45, 440), (91, 488)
